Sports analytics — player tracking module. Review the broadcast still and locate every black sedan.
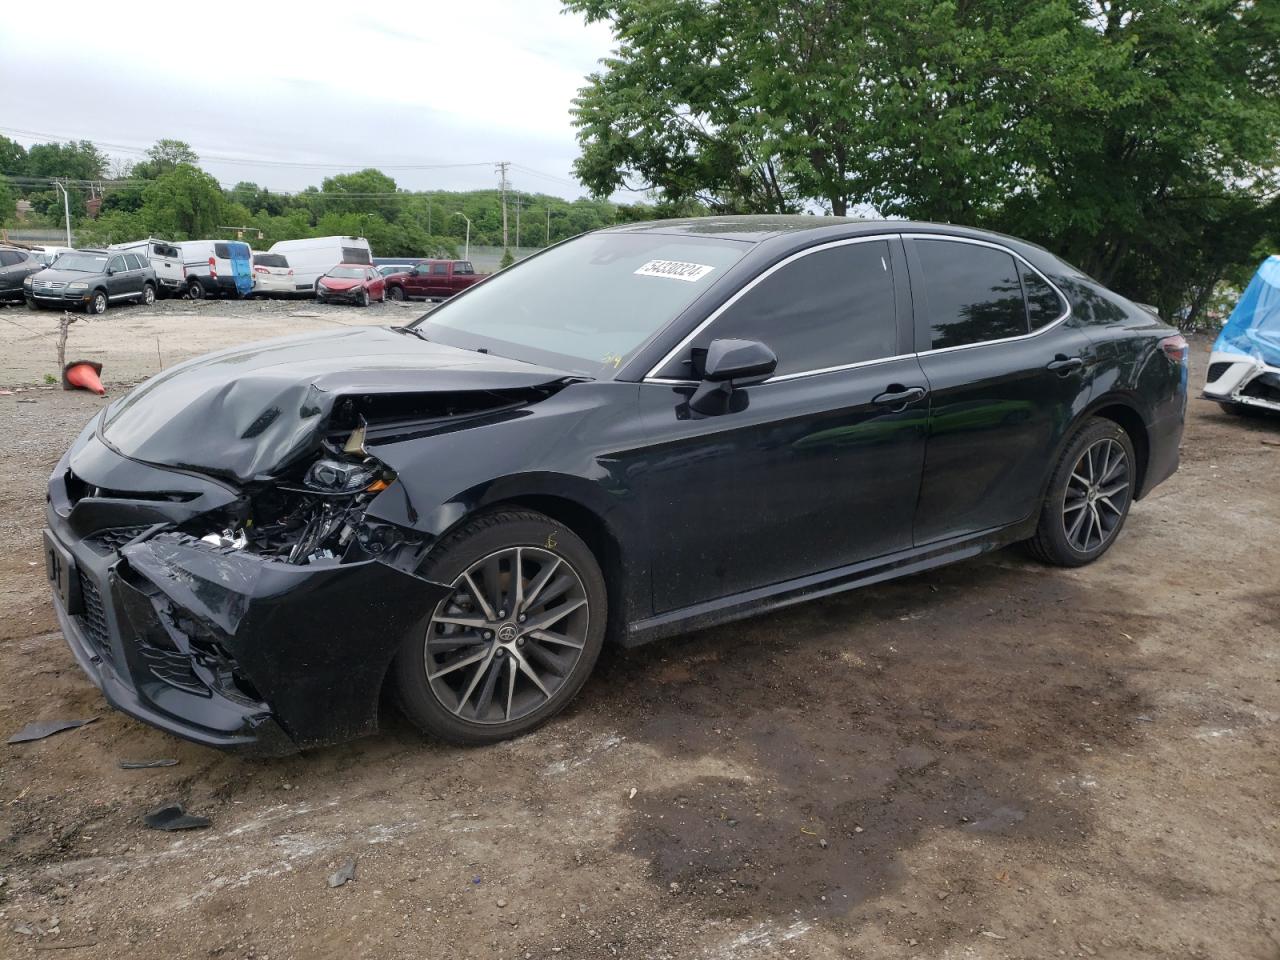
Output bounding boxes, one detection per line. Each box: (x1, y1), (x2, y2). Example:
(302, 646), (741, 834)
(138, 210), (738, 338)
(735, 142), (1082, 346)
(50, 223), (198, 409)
(43, 217), (1188, 753)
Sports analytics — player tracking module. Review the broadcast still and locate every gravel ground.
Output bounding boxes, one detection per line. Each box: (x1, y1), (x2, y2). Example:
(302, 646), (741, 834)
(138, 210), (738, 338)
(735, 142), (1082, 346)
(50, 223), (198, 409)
(0, 336), (1277, 959)
(0, 296), (429, 389)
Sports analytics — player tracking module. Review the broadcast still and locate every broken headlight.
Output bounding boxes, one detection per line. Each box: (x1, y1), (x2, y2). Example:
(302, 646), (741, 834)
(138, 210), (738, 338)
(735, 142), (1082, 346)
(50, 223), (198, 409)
(303, 458), (379, 494)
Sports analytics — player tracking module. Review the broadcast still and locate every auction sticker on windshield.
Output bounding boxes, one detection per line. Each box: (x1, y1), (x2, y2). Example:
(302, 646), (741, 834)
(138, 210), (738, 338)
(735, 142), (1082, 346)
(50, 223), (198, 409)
(634, 260), (715, 282)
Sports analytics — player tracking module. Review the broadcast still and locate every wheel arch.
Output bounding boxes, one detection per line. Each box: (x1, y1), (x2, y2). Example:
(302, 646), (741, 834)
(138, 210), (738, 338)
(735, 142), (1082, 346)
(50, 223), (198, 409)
(1041, 393), (1152, 506)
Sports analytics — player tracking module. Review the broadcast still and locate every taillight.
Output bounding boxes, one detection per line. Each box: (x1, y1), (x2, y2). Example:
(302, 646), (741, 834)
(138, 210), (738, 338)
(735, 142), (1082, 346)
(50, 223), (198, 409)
(208, 256), (217, 278)
(254, 266), (269, 274)
(1159, 334), (1188, 364)
(288, 269), (294, 276)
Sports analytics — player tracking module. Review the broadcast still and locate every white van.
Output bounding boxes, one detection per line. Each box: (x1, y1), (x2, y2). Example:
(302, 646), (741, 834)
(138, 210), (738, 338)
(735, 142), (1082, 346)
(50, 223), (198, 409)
(109, 238), (185, 297)
(267, 236), (373, 292)
(179, 239), (255, 299)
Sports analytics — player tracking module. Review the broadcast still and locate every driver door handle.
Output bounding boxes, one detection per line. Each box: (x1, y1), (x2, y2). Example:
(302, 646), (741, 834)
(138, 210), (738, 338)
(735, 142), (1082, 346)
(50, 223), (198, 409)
(1047, 354), (1084, 372)
(872, 385), (927, 410)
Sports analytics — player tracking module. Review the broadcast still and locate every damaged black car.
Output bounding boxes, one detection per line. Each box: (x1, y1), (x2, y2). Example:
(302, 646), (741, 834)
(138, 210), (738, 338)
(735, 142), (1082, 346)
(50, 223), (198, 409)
(45, 217), (1187, 753)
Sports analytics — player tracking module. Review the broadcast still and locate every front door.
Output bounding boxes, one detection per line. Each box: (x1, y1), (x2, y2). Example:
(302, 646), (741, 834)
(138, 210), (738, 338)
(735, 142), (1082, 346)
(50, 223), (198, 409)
(640, 236), (929, 612)
(904, 236), (1096, 544)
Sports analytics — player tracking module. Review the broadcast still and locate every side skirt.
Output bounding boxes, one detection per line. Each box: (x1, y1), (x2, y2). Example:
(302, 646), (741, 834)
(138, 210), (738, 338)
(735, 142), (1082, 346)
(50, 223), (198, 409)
(622, 519), (1037, 648)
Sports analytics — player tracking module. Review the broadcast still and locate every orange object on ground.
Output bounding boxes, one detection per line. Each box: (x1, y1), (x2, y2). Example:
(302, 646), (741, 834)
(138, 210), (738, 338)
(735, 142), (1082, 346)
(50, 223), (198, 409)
(62, 360), (105, 396)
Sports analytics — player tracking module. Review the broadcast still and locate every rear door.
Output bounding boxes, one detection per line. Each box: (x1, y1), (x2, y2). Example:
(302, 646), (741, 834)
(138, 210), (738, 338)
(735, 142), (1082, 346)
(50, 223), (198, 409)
(640, 236), (929, 611)
(428, 261), (450, 297)
(905, 235), (1095, 544)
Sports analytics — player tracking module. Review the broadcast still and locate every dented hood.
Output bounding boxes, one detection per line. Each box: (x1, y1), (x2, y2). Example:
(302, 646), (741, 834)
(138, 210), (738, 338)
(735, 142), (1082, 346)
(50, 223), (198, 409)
(100, 326), (571, 483)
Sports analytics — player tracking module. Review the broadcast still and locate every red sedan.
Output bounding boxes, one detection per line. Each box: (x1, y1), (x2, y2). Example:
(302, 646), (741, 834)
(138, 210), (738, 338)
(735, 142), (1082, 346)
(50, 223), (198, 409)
(316, 264), (386, 306)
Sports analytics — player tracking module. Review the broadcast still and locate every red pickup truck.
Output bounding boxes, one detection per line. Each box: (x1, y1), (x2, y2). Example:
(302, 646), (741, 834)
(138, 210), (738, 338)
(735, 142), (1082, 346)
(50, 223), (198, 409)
(384, 260), (487, 301)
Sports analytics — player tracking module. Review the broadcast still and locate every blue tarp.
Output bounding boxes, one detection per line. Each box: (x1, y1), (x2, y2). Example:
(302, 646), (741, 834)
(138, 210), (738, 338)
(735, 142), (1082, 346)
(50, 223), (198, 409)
(1214, 255), (1280, 367)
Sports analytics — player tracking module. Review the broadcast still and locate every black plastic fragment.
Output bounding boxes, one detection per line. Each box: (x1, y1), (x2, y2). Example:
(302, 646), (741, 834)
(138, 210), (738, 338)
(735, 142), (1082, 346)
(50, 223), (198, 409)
(143, 803), (211, 831)
(7, 717), (98, 744)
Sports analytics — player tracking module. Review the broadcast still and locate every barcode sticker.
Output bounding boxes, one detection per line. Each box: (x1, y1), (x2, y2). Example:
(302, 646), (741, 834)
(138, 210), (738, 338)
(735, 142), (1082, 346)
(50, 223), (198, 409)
(634, 260), (715, 282)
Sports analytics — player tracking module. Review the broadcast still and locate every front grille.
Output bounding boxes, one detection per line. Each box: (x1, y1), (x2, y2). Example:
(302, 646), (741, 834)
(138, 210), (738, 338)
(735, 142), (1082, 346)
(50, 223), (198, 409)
(1206, 361), (1231, 383)
(85, 526), (150, 552)
(76, 573), (113, 664)
(34, 280), (67, 291)
(137, 645), (207, 695)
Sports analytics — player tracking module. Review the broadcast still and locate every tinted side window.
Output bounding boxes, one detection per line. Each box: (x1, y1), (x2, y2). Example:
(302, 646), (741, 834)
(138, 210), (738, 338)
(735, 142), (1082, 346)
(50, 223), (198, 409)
(456, 262), (474, 275)
(680, 241), (898, 379)
(1021, 267), (1066, 329)
(108, 255), (126, 273)
(341, 246), (371, 264)
(916, 240), (1027, 349)
(433, 263), (448, 275)
(213, 243), (231, 259)
(125, 254), (145, 270)
(0, 250), (21, 267)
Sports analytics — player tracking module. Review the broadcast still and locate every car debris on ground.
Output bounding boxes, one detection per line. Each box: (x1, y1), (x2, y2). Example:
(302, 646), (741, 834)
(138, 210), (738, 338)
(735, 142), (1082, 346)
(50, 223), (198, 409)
(7, 717), (97, 744)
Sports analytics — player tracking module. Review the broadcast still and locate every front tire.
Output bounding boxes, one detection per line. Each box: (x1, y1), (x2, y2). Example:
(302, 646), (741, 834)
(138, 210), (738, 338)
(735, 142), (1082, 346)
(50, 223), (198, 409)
(359, 288), (369, 308)
(88, 290), (108, 315)
(1026, 418), (1136, 567)
(393, 509), (607, 745)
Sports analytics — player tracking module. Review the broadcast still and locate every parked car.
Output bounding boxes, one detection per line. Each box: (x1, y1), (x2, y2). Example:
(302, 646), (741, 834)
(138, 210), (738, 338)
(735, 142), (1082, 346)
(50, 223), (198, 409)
(0, 247), (47, 302)
(181, 240), (253, 299)
(383, 259), (485, 301)
(268, 236), (372, 293)
(31, 245), (75, 266)
(109, 238), (185, 298)
(315, 263), (385, 306)
(250, 252), (296, 298)
(373, 256), (425, 271)
(1203, 255), (1280, 417)
(378, 263), (417, 277)
(42, 216), (1187, 754)
(25, 249), (157, 314)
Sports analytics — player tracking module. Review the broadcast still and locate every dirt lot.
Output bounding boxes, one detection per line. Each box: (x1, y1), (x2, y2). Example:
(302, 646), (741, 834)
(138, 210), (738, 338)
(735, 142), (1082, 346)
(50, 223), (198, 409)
(0, 296), (427, 389)
(0, 327), (1276, 960)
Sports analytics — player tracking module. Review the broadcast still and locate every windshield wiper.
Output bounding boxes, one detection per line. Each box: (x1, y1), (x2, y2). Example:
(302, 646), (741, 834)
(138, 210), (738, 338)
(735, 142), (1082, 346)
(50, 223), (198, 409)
(394, 326), (429, 341)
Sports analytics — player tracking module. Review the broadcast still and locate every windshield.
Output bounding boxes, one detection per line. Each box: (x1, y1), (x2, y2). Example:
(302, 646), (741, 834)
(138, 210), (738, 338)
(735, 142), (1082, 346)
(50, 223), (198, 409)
(413, 232), (750, 375)
(326, 266), (365, 279)
(53, 253), (108, 273)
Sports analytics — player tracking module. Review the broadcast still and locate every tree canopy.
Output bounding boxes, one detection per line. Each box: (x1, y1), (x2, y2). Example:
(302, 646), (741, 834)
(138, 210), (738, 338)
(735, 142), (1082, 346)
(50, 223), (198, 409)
(567, 0), (1280, 322)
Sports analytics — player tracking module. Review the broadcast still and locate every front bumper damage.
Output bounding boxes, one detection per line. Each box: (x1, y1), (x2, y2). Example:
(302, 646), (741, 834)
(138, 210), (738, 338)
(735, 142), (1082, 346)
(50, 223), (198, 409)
(1203, 351), (1280, 413)
(45, 426), (449, 754)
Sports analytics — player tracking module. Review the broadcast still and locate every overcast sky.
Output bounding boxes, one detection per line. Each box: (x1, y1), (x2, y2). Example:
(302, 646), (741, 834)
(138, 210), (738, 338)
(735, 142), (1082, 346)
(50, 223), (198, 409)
(0, 1), (616, 200)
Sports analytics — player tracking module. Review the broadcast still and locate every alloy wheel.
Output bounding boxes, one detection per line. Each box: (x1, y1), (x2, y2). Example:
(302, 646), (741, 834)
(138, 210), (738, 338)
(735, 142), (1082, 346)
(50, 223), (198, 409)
(1063, 437), (1130, 553)
(424, 546), (590, 724)
(91, 292), (107, 314)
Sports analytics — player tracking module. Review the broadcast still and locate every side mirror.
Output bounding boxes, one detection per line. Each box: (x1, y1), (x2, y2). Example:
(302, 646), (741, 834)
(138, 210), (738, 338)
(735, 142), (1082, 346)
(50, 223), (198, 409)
(689, 338), (777, 415)
(106, 268), (115, 276)
(702, 338), (777, 383)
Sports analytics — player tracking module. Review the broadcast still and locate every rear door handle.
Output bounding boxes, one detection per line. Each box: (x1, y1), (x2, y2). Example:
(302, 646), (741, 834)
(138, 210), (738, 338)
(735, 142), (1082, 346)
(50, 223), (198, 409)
(1047, 355), (1084, 372)
(872, 385), (927, 410)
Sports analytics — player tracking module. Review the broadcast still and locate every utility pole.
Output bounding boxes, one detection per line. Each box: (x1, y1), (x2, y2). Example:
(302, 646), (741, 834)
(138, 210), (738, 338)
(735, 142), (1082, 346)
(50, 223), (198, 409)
(513, 193), (522, 251)
(495, 161), (510, 250)
(453, 213), (471, 261)
(52, 180), (72, 247)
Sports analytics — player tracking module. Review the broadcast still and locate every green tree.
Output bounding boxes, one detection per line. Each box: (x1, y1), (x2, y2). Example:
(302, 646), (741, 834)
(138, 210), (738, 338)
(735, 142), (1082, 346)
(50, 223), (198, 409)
(141, 163), (226, 239)
(131, 139), (200, 179)
(25, 140), (108, 180)
(567, 0), (1280, 320)
(318, 169), (400, 220)
(0, 175), (13, 225)
(0, 136), (26, 176)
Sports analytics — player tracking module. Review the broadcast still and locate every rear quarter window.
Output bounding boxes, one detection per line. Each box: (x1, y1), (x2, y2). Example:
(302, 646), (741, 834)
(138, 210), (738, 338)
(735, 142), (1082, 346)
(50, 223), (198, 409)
(914, 240), (1028, 349)
(214, 243), (231, 259)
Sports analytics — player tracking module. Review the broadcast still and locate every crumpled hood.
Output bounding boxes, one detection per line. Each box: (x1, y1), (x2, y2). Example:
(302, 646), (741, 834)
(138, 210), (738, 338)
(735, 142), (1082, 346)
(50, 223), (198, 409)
(100, 326), (571, 483)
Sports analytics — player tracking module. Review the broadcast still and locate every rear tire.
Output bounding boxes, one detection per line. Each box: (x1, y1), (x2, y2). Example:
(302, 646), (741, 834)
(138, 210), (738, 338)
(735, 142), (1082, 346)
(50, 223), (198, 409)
(388, 285), (405, 302)
(140, 283), (155, 306)
(393, 508), (607, 745)
(187, 279), (205, 300)
(1026, 417), (1136, 567)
